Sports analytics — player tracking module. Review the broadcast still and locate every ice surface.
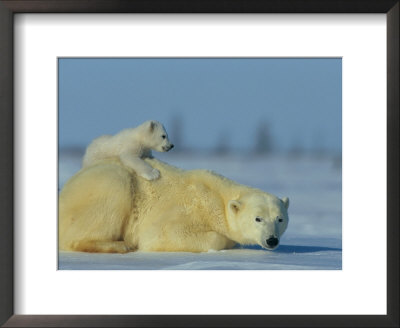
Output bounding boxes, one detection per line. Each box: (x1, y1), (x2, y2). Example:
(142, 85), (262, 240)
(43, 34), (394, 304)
(58, 151), (342, 270)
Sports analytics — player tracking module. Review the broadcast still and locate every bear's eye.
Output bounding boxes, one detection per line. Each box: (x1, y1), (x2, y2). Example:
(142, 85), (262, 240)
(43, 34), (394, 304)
(277, 217), (283, 222)
(161, 135), (166, 139)
(255, 217), (262, 223)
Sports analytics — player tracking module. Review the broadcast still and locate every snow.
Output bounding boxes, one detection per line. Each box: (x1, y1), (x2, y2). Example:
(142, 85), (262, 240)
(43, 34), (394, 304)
(58, 151), (342, 270)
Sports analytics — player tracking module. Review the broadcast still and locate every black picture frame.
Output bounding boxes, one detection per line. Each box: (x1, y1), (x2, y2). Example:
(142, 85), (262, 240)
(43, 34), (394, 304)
(0, 0), (398, 327)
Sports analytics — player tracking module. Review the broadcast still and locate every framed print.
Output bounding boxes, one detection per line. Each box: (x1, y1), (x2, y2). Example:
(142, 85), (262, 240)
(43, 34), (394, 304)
(1, 0), (398, 327)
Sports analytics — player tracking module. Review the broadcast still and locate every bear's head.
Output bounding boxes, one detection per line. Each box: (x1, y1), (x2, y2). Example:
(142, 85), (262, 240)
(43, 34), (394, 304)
(227, 193), (289, 250)
(144, 120), (174, 152)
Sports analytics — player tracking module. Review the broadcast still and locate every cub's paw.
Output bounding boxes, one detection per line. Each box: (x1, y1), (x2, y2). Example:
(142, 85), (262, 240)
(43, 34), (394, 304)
(141, 168), (160, 180)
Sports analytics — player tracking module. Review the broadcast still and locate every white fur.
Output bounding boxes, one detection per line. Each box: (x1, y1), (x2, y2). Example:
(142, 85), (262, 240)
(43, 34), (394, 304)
(59, 158), (290, 253)
(82, 120), (173, 180)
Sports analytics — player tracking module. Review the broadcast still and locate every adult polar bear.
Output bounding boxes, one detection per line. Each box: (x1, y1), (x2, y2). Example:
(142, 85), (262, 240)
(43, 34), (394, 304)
(59, 158), (290, 253)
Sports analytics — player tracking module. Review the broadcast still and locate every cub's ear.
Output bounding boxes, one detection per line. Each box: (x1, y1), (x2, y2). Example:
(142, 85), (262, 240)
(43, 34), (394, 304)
(281, 197), (289, 209)
(149, 120), (156, 132)
(228, 200), (241, 214)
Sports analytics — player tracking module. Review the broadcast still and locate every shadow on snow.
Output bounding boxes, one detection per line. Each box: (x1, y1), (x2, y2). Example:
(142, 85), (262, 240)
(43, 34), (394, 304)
(237, 244), (342, 253)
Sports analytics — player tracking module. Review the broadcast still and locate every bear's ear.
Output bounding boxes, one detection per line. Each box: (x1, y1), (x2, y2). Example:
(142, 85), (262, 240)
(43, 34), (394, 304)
(149, 120), (156, 133)
(281, 197), (289, 209)
(228, 200), (241, 214)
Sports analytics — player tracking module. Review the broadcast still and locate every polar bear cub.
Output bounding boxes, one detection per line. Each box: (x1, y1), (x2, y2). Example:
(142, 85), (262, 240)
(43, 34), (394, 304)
(82, 120), (174, 180)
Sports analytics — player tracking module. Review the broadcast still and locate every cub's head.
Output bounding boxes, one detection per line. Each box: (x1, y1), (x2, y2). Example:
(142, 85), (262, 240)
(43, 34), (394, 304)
(144, 120), (174, 152)
(227, 193), (289, 250)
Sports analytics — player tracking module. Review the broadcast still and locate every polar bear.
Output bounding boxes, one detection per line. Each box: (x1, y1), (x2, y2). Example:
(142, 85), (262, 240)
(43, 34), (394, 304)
(82, 120), (174, 180)
(59, 158), (289, 253)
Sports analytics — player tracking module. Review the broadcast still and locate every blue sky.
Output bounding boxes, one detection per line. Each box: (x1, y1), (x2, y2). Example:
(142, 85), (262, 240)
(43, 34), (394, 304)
(58, 58), (342, 153)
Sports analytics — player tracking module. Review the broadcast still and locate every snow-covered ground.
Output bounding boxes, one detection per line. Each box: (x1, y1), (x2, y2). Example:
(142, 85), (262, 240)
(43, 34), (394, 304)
(58, 151), (342, 270)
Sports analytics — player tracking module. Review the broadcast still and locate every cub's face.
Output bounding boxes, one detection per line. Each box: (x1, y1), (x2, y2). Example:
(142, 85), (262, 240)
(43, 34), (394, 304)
(228, 193), (289, 250)
(146, 120), (174, 152)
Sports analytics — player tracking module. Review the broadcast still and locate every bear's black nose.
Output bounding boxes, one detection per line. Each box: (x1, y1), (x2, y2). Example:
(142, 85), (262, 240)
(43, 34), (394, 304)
(266, 237), (279, 247)
(170, 144), (174, 149)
